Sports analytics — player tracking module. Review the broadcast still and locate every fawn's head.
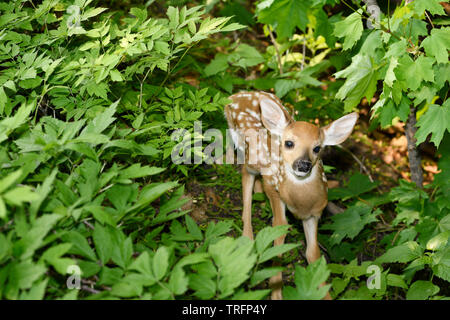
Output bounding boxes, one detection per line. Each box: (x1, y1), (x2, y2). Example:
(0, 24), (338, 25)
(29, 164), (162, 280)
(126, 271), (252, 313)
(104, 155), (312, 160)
(259, 95), (358, 179)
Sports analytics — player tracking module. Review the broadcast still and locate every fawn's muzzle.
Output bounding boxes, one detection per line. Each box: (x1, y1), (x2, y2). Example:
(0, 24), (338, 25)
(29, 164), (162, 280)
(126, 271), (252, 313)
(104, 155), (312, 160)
(293, 159), (312, 173)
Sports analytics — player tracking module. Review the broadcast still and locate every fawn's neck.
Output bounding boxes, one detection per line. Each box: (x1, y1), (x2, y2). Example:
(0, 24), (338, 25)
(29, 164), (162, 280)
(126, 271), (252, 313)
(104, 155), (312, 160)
(278, 161), (328, 219)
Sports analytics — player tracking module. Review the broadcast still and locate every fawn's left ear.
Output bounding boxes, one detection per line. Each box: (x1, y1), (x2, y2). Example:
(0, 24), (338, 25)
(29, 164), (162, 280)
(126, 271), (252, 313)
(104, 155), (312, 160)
(321, 112), (358, 146)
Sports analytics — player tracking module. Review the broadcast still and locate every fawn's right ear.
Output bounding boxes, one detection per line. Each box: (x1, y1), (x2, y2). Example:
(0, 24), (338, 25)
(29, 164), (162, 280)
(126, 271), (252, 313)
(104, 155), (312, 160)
(259, 95), (289, 136)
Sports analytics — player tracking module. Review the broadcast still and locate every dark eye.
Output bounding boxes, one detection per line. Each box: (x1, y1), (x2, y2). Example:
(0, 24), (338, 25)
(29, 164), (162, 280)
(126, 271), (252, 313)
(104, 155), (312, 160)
(313, 146), (321, 153)
(285, 140), (294, 149)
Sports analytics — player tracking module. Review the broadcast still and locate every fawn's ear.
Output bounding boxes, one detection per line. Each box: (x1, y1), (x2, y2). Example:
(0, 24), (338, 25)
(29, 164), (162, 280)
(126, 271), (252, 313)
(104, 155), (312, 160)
(321, 112), (358, 146)
(259, 95), (290, 136)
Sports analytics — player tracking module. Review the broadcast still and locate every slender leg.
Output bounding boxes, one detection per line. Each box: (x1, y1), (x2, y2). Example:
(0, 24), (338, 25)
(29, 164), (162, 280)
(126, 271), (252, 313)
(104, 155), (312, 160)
(254, 179), (263, 193)
(302, 216), (320, 263)
(242, 166), (256, 239)
(264, 182), (287, 300)
(302, 215), (332, 300)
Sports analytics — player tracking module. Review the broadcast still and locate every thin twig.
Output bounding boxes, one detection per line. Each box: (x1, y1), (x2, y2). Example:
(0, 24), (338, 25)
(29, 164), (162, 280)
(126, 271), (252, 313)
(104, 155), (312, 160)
(81, 285), (100, 294)
(424, 11), (434, 28)
(82, 220), (95, 230)
(139, 68), (152, 109)
(336, 145), (374, 182)
(268, 28), (283, 75)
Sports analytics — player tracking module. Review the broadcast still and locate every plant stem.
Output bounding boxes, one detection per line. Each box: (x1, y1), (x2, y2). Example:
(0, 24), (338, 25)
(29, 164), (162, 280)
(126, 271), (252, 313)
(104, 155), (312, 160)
(405, 106), (424, 188)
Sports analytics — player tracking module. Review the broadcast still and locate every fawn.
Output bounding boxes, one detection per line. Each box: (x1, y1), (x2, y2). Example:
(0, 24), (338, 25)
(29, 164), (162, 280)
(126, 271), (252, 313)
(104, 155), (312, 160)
(225, 91), (358, 300)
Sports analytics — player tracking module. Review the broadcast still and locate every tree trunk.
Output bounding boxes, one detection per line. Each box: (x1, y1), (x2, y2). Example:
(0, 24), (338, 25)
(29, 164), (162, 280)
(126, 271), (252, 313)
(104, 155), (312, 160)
(405, 106), (424, 188)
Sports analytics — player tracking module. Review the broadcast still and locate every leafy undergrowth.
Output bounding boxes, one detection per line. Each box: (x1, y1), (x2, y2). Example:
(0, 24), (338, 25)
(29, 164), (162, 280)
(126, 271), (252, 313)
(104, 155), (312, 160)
(0, 0), (449, 300)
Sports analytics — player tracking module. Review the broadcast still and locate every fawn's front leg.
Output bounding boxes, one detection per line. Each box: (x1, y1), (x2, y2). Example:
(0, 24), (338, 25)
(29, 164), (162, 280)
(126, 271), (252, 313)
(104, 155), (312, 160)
(242, 166), (256, 239)
(302, 215), (332, 300)
(302, 216), (321, 263)
(264, 182), (287, 300)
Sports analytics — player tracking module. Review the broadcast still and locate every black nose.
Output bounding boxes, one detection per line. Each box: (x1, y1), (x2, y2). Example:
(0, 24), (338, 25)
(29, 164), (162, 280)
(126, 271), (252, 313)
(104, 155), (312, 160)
(293, 159), (312, 172)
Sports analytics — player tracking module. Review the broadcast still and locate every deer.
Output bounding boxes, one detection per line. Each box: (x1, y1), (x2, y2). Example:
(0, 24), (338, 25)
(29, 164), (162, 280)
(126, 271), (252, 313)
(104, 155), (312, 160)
(224, 91), (358, 300)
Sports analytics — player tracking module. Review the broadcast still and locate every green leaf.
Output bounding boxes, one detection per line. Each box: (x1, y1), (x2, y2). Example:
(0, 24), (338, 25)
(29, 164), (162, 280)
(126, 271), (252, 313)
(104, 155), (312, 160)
(82, 7), (108, 20)
(153, 246), (170, 281)
(335, 54), (378, 111)
(385, 57), (398, 87)
(375, 241), (423, 264)
(119, 164), (165, 180)
(0, 197), (7, 219)
(168, 267), (188, 295)
(29, 168), (58, 220)
(19, 278), (48, 300)
(3, 186), (40, 206)
(110, 233), (133, 269)
(93, 223), (114, 265)
(431, 247), (450, 282)
(396, 55), (435, 91)
(16, 213), (62, 260)
(131, 181), (179, 212)
(204, 53), (228, 76)
(421, 28), (450, 64)
(250, 267), (284, 287)
(406, 280), (439, 300)
(257, 0), (310, 39)
(255, 225), (290, 255)
(80, 100), (118, 136)
(109, 69), (123, 82)
(258, 243), (299, 263)
(41, 243), (74, 275)
(322, 203), (379, 245)
(228, 44), (264, 69)
(209, 237), (256, 298)
(415, 102), (450, 147)
(185, 215), (203, 241)
(283, 256), (330, 300)
(0, 169), (22, 194)
(8, 260), (46, 292)
(189, 273), (216, 299)
(427, 231), (450, 251)
(328, 173), (378, 201)
(62, 231), (97, 261)
(386, 274), (408, 289)
(314, 8), (335, 47)
(231, 289), (271, 300)
(334, 11), (363, 50)
(412, 0), (445, 16)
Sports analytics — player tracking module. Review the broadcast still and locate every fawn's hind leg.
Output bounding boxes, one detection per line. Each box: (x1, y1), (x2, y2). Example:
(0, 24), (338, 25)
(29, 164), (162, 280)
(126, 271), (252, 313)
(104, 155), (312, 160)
(263, 181), (287, 300)
(241, 166), (256, 239)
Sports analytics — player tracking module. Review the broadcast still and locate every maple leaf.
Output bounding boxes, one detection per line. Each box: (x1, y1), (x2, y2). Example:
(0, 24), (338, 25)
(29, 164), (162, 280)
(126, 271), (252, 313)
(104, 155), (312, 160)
(257, 0), (309, 39)
(411, 0), (445, 16)
(415, 101), (450, 147)
(334, 53), (378, 111)
(333, 11), (363, 51)
(396, 55), (434, 91)
(322, 203), (380, 245)
(421, 28), (450, 65)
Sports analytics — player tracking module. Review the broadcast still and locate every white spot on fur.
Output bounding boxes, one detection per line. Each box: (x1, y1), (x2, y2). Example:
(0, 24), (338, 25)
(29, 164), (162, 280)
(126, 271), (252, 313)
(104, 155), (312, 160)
(246, 109), (261, 120)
